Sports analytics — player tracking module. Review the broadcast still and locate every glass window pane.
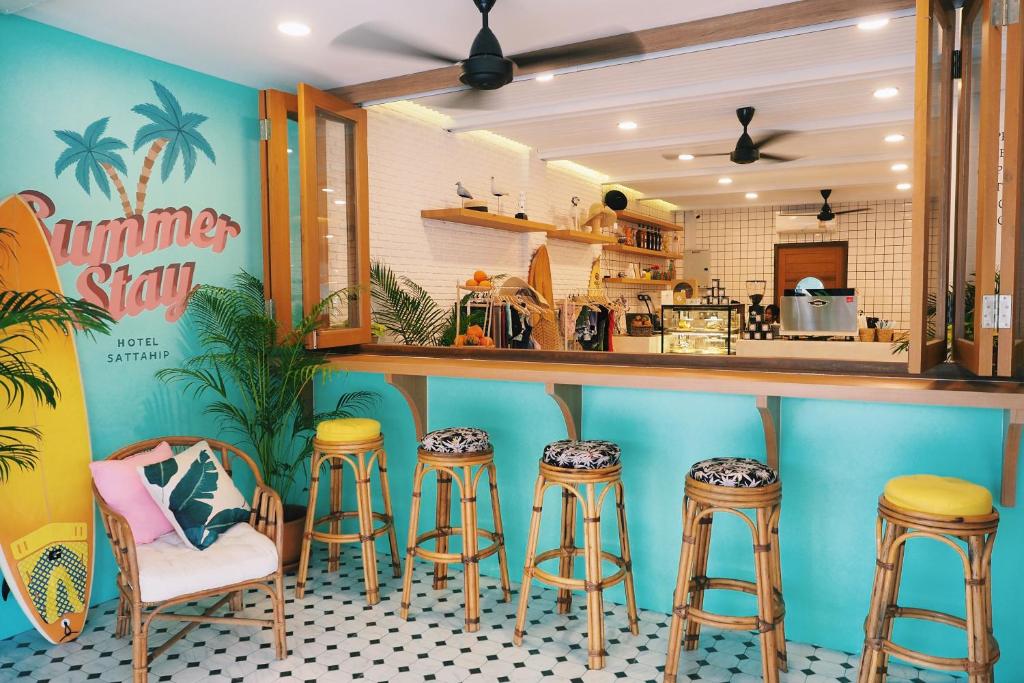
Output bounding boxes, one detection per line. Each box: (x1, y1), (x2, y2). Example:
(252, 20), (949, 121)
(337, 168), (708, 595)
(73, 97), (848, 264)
(925, 17), (952, 341)
(315, 109), (361, 329)
(287, 116), (303, 328)
(956, 9), (984, 342)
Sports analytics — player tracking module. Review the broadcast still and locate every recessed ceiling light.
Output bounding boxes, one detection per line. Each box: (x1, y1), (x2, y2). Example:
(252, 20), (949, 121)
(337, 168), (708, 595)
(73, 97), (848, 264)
(718, 177), (733, 185)
(618, 120), (638, 130)
(745, 192), (759, 199)
(884, 133), (906, 143)
(891, 162), (909, 172)
(333, 199), (346, 205)
(857, 17), (890, 30)
(535, 73), (555, 82)
(287, 147), (294, 154)
(278, 21), (311, 37)
(677, 154), (695, 161)
(874, 87), (900, 99)
(897, 182), (912, 191)
(322, 188), (335, 193)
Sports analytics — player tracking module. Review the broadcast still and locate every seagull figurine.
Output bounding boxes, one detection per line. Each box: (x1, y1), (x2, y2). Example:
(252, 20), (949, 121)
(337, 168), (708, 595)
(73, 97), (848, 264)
(456, 181), (473, 206)
(491, 176), (509, 214)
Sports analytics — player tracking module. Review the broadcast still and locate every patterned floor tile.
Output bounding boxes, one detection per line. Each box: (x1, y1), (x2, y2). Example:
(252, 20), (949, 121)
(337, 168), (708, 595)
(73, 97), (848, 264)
(0, 545), (962, 682)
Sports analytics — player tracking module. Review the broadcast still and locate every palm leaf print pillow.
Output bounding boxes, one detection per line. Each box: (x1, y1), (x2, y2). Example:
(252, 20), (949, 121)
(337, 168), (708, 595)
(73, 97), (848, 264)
(138, 441), (250, 550)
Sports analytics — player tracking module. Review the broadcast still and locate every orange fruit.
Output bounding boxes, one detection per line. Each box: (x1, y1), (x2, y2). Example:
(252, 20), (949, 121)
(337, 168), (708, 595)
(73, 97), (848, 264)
(466, 324), (484, 339)
(477, 279), (492, 288)
(481, 336), (494, 347)
(465, 278), (478, 287)
(473, 270), (489, 283)
(454, 335), (467, 347)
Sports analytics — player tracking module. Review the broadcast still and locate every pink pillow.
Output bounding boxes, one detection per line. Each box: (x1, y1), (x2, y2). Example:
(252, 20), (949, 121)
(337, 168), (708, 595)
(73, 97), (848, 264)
(90, 442), (175, 544)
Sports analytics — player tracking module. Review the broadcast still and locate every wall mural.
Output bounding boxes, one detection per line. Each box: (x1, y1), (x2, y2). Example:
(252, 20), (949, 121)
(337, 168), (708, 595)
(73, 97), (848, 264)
(19, 81), (241, 326)
(0, 77), (249, 643)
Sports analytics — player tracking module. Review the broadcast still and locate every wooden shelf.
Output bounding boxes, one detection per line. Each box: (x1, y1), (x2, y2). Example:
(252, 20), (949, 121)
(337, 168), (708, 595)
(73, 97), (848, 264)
(545, 229), (618, 245)
(615, 210), (683, 232)
(604, 243), (684, 259)
(421, 208), (553, 234)
(603, 278), (674, 288)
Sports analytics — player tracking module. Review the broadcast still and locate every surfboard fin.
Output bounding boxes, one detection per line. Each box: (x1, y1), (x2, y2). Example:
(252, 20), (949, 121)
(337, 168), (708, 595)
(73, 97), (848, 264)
(1, 577), (9, 601)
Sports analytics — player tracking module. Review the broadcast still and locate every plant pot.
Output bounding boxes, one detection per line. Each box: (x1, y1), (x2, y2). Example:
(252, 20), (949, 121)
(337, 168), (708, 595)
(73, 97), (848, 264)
(281, 503), (308, 570)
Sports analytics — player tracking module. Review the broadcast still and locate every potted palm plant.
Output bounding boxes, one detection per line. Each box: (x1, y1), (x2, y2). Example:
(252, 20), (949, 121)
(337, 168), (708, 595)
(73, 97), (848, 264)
(157, 270), (377, 565)
(0, 227), (114, 482)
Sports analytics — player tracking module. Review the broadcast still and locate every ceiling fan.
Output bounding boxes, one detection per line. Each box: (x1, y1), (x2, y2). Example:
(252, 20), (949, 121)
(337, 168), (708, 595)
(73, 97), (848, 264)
(662, 107), (797, 164)
(780, 189), (871, 222)
(333, 0), (640, 107)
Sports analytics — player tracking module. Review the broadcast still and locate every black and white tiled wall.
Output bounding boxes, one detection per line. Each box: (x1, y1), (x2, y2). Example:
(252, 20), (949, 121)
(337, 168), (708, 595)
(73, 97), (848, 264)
(0, 546), (960, 682)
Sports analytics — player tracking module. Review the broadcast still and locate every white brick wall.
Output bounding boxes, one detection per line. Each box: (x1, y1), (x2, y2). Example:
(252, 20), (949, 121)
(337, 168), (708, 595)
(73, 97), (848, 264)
(365, 103), (673, 310)
(686, 200), (912, 328)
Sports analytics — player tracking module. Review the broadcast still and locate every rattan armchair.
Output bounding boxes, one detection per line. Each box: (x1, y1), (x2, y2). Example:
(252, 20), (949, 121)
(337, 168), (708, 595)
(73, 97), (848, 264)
(94, 437), (288, 683)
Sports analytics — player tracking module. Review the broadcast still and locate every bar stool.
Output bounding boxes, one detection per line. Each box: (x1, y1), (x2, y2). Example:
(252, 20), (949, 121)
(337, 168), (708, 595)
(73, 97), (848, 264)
(400, 427), (512, 632)
(513, 439), (639, 670)
(295, 418), (401, 605)
(664, 457), (786, 683)
(857, 474), (999, 683)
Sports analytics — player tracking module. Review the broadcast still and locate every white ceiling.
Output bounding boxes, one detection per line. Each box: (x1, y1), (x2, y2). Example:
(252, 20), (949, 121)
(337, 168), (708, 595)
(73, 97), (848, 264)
(15, 0), (797, 90)
(411, 15), (918, 208)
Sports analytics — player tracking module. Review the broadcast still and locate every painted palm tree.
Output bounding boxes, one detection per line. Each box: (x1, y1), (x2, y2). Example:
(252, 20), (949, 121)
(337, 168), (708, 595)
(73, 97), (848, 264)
(132, 80), (216, 215)
(53, 117), (132, 217)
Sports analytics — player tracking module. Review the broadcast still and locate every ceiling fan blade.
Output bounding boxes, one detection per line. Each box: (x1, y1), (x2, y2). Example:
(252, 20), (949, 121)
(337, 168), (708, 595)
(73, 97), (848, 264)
(777, 212), (820, 217)
(834, 208), (872, 215)
(753, 130), (796, 149)
(759, 153), (800, 163)
(693, 152), (730, 158)
(332, 23), (462, 64)
(509, 31), (642, 70)
(435, 88), (500, 110)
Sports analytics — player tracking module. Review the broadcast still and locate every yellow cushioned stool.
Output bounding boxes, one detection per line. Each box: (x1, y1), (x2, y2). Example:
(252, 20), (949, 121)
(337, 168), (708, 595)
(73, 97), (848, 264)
(316, 417), (381, 442)
(883, 474), (993, 517)
(857, 475), (1000, 682)
(296, 418), (401, 605)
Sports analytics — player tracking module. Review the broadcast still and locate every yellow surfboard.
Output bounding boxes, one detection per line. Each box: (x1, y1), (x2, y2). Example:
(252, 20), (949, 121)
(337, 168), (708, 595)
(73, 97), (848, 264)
(0, 194), (94, 644)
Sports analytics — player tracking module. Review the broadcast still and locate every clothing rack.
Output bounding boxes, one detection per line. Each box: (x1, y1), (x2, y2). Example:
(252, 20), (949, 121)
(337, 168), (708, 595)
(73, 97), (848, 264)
(559, 291), (628, 351)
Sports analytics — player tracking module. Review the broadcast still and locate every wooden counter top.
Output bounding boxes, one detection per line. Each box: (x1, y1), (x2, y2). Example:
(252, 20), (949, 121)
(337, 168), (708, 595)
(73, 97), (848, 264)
(328, 350), (1023, 506)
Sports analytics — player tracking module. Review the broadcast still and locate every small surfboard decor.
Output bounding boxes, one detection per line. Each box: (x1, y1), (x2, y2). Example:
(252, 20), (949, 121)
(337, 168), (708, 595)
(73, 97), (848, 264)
(0, 194), (95, 644)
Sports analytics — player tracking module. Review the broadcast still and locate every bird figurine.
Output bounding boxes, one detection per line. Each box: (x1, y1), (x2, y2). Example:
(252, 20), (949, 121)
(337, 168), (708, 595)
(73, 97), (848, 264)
(491, 176), (509, 214)
(456, 181), (473, 204)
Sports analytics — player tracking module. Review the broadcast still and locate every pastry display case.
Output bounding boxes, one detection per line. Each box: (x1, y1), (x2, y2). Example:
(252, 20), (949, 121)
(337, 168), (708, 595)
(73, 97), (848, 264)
(660, 304), (743, 355)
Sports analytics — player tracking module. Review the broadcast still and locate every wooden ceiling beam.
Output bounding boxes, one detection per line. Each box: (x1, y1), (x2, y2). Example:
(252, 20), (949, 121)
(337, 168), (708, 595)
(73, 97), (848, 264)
(328, 0), (916, 105)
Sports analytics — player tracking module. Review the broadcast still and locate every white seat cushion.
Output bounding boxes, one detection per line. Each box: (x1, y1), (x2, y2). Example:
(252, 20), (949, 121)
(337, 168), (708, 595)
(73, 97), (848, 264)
(134, 523), (278, 603)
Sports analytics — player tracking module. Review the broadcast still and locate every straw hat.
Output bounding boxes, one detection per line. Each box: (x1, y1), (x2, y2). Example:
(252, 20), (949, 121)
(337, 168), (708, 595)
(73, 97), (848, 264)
(582, 202), (616, 229)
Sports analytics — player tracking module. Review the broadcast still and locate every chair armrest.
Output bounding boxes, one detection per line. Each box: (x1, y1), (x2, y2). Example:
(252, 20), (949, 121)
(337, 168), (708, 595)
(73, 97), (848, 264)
(251, 484), (285, 560)
(95, 500), (142, 588)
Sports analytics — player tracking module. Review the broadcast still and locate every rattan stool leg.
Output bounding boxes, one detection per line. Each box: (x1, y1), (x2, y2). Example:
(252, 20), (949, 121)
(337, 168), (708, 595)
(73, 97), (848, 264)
(615, 480), (640, 636)
(556, 488), (577, 615)
(513, 474), (547, 646)
(433, 470), (453, 590)
(966, 535), (992, 683)
(461, 464), (482, 632)
(754, 507), (780, 683)
(582, 482), (606, 670)
(683, 511), (713, 652)
(295, 452), (323, 600)
(400, 463), (427, 621)
(273, 572), (288, 659)
(487, 462), (513, 603)
(355, 452), (381, 605)
(769, 504), (788, 672)
(328, 461), (343, 573)
(376, 449), (402, 579)
(664, 497), (700, 683)
(857, 517), (900, 683)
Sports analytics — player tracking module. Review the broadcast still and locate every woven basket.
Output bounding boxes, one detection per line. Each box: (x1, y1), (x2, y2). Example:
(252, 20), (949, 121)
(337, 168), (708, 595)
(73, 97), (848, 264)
(859, 328), (877, 342)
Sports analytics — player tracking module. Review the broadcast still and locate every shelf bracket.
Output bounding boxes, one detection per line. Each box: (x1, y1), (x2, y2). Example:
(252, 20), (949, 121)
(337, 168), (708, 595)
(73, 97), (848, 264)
(385, 373), (428, 441)
(546, 383), (582, 441)
(756, 395), (781, 472)
(1002, 408), (1023, 507)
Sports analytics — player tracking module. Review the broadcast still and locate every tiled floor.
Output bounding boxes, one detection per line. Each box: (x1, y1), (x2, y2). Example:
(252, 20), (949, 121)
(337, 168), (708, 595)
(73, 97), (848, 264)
(0, 546), (960, 682)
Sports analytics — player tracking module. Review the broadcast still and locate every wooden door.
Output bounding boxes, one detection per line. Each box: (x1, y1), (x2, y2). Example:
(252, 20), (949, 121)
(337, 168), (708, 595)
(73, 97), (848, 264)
(951, 0), (1002, 376)
(999, 19), (1024, 376)
(909, 0), (956, 373)
(774, 242), (848, 299)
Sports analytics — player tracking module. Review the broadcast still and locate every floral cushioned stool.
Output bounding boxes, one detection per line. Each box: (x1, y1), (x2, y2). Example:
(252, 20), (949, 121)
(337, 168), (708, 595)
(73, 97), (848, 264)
(688, 456), (778, 488)
(93, 437), (287, 683)
(419, 426), (492, 454)
(542, 439), (621, 470)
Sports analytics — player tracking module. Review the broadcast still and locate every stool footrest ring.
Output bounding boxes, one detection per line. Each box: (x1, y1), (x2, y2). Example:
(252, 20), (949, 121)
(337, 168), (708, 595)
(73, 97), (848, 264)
(529, 547), (629, 593)
(309, 511), (393, 544)
(410, 527), (503, 567)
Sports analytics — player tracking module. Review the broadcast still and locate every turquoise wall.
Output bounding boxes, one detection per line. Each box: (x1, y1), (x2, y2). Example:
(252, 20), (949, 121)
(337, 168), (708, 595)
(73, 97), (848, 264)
(321, 372), (1024, 677)
(0, 16), (262, 638)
